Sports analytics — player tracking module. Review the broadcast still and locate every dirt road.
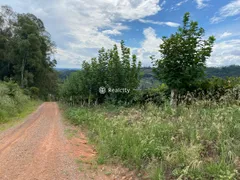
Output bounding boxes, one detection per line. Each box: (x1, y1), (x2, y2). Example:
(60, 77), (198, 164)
(0, 103), (138, 180)
(0, 102), (86, 180)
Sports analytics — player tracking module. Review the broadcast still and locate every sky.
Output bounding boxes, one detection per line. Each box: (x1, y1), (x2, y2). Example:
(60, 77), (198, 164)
(0, 0), (240, 68)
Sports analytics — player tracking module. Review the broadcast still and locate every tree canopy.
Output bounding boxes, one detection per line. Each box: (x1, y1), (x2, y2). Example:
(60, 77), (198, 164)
(153, 12), (215, 90)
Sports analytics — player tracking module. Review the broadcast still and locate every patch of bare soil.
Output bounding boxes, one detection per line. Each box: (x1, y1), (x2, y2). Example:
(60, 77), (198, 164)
(63, 124), (141, 180)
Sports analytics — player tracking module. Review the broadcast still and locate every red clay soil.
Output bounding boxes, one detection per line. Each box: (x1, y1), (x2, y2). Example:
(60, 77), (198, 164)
(0, 102), (139, 180)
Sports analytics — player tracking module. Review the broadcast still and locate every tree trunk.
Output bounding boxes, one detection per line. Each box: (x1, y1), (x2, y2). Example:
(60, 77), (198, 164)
(95, 98), (98, 106)
(170, 89), (178, 107)
(88, 90), (91, 107)
(21, 58), (25, 88)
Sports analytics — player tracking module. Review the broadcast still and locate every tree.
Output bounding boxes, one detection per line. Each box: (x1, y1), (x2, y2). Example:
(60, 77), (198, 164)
(0, 6), (16, 80)
(0, 6), (58, 99)
(153, 12), (215, 106)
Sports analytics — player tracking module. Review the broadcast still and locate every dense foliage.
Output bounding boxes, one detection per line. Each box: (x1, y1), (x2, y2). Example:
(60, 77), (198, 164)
(0, 6), (58, 99)
(61, 41), (141, 105)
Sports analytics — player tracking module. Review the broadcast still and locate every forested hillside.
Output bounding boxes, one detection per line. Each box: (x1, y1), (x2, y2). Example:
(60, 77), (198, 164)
(140, 65), (240, 89)
(206, 65), (240, 78)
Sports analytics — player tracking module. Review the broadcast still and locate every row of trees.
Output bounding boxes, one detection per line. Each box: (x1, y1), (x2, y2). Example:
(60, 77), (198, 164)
(61, 13), (217, 106)
(59, 12), (239, 108)
(61, 41), (141, 105)
(0, 6), (58, 99)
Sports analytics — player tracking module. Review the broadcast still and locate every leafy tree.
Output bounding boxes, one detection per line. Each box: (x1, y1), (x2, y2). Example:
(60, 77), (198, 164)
(0, 6), (58, 99)
(0, 6), (16, 79)
(153, 12), (215, 106)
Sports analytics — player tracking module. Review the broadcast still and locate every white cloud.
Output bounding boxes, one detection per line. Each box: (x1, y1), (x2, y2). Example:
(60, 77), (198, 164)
(210, 0), (240, 23)
(102, 29), (122, 36)
(176, 0), (189, 7)
(169, 0), (204, 11)
(219, 32), (232, 39)
(55, 48), (87, 68)
(207, 39), (240, 67)
(141, 27), (163, 53)
(139, 19), (180, 27)
(6, 0), (162, 68)
(133, 27), (163, 67)
(160, 0), (166, 7)
(195, 0), (208, 9)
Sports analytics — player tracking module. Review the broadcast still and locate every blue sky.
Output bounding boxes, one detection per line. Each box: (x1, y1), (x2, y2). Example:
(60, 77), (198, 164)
(1, 0), (240, 68)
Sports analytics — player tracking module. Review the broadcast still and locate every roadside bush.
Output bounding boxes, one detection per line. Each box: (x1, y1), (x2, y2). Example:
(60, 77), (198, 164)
(138, 84), (169, 106)
(29, 87), (40, 99)
(0, 81), (30, 123)
(175, 77), (240, 105)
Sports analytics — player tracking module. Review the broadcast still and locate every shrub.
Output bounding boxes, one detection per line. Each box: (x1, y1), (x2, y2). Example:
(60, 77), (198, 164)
(0, 81), (30, 123)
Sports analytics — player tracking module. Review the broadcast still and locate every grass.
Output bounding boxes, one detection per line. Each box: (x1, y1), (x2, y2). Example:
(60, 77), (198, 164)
(0, 81), (41, 125)
(0, 100), (41, 132)
(64, 101), (240, 179)
(0, 81), (42, 131)
(64, 128), (78, 139)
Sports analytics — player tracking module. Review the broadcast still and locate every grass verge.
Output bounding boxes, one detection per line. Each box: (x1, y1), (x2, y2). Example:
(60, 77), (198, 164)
(63, 102), (240, 179)
(0, 100), (41, 132)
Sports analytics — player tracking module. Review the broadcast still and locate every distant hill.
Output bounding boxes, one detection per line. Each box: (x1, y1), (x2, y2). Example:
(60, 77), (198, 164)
(57, 65), (240, 89)
(56, 68), (79, 80)
(139, 65), (240, 89)
(206, 65), (240, 78)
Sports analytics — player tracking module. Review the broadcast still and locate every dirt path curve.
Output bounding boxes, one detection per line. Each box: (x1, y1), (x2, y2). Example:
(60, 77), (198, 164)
(0, 102), (84, 180)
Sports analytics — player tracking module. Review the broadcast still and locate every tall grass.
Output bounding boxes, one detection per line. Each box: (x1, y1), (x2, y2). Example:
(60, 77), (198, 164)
(0, 81), (32, 124)
(65, 100), (240, 179)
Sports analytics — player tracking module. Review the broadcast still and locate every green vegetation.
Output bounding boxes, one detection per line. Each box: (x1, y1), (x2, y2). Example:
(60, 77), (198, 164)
(60, 40), (141, 105)
(206, 65), (240, 79)
(0, 81), (39, 125)
(152, 12), (215, 106)
(0, 100), (40, 132)
(65, 97), (240, 179)
(1, 5), (239, 179)
(58, 66), (240, 90)
(64, 128), (78, 139)
(0, 6), (58, 99)
(0, 6), (57, 130)
(60, 12), (240, 179)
